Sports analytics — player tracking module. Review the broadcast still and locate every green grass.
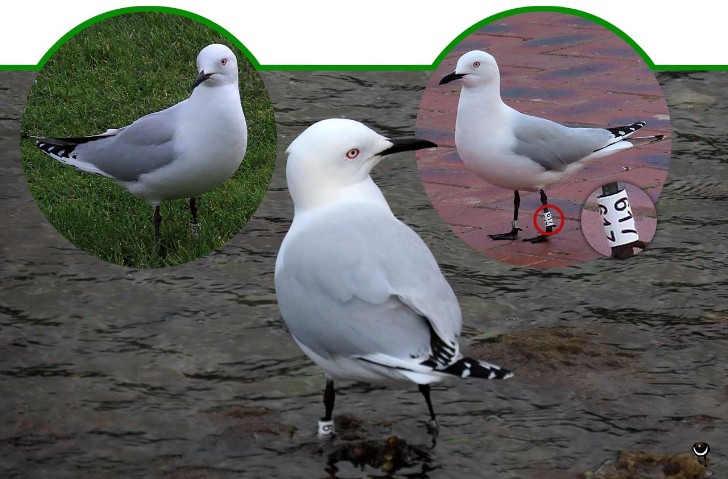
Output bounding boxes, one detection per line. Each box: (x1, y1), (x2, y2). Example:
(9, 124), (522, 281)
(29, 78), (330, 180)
(20, 12), (277, 269)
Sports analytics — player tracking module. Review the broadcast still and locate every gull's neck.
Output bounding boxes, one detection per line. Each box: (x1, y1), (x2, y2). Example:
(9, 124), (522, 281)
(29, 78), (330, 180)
(291, 177), (391, 217)
(187, 82), (244, 127)
(456, 78), (512, 133)
(190, 81), (241, 103)
(459, 78), (506, 111)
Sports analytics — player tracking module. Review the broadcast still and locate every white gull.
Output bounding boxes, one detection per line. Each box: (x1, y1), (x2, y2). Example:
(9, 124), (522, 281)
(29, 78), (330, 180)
(33, 43), (248, 238)
(274, 118), (512, 435)
(440, 50), (663, 242)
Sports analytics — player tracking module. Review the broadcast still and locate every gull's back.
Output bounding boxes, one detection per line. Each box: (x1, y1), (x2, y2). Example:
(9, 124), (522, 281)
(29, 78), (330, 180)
(512, 112), (622, 172)
(70, 103), (184, 182)
(275, 201), (462, 380)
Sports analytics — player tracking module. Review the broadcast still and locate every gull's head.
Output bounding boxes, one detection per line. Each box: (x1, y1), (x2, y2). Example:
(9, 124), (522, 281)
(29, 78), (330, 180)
(192, 44), (239, 90)
(439, 50), (500, 89)
(285, 118), (436, 211)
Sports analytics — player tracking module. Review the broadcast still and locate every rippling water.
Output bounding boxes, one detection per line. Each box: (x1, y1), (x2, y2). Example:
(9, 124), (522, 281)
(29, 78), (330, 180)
(1, 70), (727, 478)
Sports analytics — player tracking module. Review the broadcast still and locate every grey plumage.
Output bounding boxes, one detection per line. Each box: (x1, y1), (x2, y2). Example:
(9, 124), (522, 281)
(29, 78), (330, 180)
(512, 116), (646, 172)
(277, 204), (461, 369)
(34, 106), (180, 182)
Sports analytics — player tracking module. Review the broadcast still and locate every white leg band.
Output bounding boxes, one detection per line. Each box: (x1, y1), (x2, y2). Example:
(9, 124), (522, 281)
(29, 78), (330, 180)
(318, 419), (334, 436)
(598, 189), (639, 247)
(542, 210), (555, 228)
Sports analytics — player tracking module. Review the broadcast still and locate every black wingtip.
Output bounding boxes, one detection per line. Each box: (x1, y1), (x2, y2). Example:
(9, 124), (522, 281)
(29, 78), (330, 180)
(606, 121), (646, 139)
(444, 357), (513, 380)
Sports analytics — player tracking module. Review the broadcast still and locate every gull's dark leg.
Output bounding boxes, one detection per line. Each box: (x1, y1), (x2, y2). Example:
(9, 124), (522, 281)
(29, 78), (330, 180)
(318, 378), (336, 436)
(189, 197), (199, 224)
(154, 205), (162, 240)
(488, 190), (522, 240)
(524, 189), (552, 243)
(189, 197), (200, 235)
(323, 378), (335, 421)
(418, 384), (439, 434)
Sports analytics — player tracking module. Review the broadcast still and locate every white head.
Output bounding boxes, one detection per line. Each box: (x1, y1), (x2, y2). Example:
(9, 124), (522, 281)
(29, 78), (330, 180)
(192, 44), (239, 90)
(439, 50), (500, 89)
(285, 119), (436, 211)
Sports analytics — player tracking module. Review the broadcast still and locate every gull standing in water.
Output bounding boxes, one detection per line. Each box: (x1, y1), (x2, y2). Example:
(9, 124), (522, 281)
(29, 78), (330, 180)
(275, 118), (512, 435)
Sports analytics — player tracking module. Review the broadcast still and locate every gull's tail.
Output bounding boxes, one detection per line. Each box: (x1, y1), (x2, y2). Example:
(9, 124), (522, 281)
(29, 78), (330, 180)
(624, 134), (665, 148)
(443, 357), (513, 380)
(421, 326), (512, 380)
(597, 121), (665, 152)
(32, 130), (121, 178)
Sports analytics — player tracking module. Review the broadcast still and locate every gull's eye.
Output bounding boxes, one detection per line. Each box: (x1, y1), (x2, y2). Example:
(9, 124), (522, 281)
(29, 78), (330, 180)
(220, 58), (228, 66)
(473, 61), (481, 68)
(346, 148), (360, 160)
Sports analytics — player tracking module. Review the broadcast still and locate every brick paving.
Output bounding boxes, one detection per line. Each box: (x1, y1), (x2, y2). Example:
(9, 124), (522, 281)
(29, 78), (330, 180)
(416, 12), (671, 268)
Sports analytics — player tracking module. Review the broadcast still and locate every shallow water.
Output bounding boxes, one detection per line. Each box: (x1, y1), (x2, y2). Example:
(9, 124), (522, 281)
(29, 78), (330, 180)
(1, 70), (727, 478)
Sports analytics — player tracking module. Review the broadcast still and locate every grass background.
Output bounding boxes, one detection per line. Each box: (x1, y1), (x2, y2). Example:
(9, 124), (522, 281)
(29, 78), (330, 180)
(20, 12), (277, 269)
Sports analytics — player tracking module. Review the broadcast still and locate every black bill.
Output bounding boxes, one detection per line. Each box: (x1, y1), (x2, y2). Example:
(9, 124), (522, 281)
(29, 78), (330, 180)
(439, 72), (465, 85)
(191, 70), (213, 91)
(380, 138), (438, 156)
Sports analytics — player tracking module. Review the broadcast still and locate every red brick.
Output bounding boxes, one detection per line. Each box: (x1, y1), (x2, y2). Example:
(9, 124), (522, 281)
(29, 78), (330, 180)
(491, 253), (550, 267)
(529, 257), (585, 269)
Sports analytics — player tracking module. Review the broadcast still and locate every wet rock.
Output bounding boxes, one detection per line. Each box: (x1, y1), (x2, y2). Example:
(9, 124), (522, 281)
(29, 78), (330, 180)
(469, 327), (639, 380)
(205, 406), (297, 438)
(324, 435), (431, 477)
(577, 450), (707, 479)
(335, 413), (366, 432)
(160, 467), (234, 479)
(330, 413), (396, 441)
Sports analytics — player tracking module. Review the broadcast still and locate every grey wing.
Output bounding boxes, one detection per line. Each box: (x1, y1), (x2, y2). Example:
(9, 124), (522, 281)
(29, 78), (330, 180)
(275, 207), (461, 364)
(72, 102), (183, 181)
(512, 113), (617, 171)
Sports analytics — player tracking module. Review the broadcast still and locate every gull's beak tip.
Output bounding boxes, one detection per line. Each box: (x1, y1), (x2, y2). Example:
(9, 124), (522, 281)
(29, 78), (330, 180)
(439, 72), (465, 85)
(191, 70), (212, 91)
(380, 138), (439, 156)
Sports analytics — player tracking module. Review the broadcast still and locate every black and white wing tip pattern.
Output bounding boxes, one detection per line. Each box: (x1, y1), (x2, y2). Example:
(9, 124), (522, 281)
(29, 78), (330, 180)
(600, 121), (664, 150)
(428, 325), (458, 367)
(35, 138), (81, 161)
(33, 129), (122, 162)
(443, 357), (513, 380)
(605, 121), (645, 139)
(422, 325), (513, 380)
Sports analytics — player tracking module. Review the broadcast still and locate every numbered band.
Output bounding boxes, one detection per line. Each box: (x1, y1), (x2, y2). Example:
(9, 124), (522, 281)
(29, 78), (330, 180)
(318, 419), (334, 436)
(542, 210), (555, 228)
(597, 189), (639, 247)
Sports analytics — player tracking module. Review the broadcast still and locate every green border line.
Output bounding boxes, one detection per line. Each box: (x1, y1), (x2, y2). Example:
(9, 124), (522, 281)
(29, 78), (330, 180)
(1, 5), (725, 71)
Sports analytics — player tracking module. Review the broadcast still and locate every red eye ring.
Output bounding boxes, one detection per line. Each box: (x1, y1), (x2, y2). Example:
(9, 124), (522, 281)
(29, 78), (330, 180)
(346, 148), (360, 160)
(221, 58), (228, 66)
(473, 61), (481, 68)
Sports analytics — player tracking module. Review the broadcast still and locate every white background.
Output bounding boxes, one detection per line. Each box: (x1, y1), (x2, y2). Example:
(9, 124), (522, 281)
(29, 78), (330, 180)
(1, 1), (721, 66)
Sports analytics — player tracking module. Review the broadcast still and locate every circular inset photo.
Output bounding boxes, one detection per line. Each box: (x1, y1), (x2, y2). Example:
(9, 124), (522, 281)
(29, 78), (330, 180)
(581, 181), (657, 258)
(416, 11), (671, 268)
(21, 12), (276, 268)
